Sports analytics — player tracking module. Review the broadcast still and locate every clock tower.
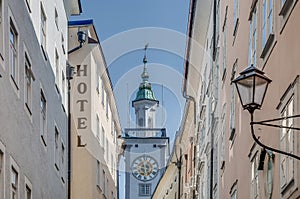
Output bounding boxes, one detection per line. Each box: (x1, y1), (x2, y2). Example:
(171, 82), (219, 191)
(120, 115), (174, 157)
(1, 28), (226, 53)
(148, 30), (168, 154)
(123, 46), (169, 199)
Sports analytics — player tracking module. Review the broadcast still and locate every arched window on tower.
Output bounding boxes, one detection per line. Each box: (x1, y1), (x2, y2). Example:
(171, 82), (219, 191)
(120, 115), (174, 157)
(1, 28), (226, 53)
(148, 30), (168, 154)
(138, 118), (143, 127)
(148, 117), (152, 128)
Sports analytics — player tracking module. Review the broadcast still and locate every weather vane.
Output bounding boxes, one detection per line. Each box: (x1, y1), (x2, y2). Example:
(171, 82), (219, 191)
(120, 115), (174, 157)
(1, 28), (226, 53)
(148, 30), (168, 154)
(143, 43), (149, 64)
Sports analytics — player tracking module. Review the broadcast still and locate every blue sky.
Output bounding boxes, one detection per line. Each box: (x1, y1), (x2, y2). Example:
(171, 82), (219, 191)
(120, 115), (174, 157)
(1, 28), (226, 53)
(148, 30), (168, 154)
(72, 0), (190, 141)
(71, 1), (190, 197)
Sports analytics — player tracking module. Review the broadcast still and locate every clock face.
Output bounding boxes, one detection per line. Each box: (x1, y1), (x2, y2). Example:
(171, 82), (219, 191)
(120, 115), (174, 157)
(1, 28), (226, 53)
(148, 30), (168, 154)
(131, 156), (158, 181)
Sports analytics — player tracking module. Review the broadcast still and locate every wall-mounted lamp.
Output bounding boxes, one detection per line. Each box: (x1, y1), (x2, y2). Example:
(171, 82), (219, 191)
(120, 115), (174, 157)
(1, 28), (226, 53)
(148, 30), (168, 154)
(232, 65), (300, 160)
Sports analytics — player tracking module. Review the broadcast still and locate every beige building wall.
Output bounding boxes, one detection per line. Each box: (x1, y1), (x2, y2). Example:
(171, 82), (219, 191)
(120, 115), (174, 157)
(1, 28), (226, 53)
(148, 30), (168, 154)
(185, 0), (300, 198)
(68, 20), (122, 199)
(0, 0), (80, 199)
(219, 0), (300, 198)
(152, 101), (195, 199)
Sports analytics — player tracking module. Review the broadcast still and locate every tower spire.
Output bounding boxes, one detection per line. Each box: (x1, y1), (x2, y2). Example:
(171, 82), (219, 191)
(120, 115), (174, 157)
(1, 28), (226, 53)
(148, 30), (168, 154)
(141, 44), (149, 83)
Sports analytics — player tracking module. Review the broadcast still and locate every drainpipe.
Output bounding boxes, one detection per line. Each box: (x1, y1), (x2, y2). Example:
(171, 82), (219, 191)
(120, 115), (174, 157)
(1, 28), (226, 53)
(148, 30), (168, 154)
(66, 63), (74, 199)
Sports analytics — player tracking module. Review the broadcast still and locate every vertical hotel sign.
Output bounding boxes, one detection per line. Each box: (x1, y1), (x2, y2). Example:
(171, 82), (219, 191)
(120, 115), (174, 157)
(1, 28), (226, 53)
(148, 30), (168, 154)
(75, 64), (89, 131)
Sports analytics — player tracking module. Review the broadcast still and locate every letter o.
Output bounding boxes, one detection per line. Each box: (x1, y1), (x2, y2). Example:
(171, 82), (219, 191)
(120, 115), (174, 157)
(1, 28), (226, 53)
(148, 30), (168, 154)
(77, 82), (87, 94)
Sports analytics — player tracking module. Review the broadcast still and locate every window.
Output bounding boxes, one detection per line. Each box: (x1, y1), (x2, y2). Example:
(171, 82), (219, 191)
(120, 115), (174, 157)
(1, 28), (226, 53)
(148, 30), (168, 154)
(55, 49), (59, 90)
(61, 34), (65, 54)
(249, 7), (257, 66)
(106, 139), (109, 161)
(280, 97), (295, 189)
(24, 177), (32, 199)
(101, 79), (105, 105)
(103, 170), (106, 195)
(229, 62), (237, 142)
(101, 126), (105, 147)
(139, 184), (151, 196)
(250, 155), (259, 199)
(97, 160), (100, 186)
(96, 115), (100, 140)
(230, 181), (238, 199)
(40, 5), (46, 52)
(106, 96), (109, 118)
(96, 67), (99, 94)
(25, 185), (31, 199)
(0, 148), (4, 198)
(138, 118), (143, 127)
(0, 0), (3, 59)
(262, 0), (273, 47)
(11, 167), (18, 199)
(25, 54), (34, 114)
(233, 0), (239, 35)
(277, 77), (298, 195)
(10, 20), (18, 87)
(62, 71), (65, 104)
(40, 90), (47, 146)
(222, 18), (227, 80)
(231, 190), (237, 199)
(54, 8), (58, 29)
(55, 127), (59, 170)
(280, 0), (293, 16)
(60, 142), (65, 176)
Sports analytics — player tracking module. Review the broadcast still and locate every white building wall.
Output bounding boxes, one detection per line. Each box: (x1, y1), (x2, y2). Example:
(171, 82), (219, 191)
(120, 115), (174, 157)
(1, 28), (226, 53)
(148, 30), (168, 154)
(0, 0), (78, 198)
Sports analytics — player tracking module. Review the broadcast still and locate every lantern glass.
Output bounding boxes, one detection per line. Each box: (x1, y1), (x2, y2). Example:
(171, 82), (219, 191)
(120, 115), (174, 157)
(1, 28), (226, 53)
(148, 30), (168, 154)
(236, 76), (254, 108)
(254, 76), (270, 108)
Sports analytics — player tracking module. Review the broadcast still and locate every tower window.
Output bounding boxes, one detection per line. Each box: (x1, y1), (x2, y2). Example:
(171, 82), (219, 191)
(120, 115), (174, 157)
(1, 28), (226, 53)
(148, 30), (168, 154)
(138, 118), (143, 127)
(139, 184), (151, 196)
(135, 144), (138, 148)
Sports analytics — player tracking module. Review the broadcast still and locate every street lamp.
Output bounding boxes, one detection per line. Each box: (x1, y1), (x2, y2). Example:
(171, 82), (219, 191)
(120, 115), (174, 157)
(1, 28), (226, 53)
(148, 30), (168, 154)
(232, 65), (300, 160)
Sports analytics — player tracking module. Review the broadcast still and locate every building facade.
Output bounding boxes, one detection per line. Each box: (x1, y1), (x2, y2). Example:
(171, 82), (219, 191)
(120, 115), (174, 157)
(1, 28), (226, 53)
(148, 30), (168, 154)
(68, 20), (122, 199)
(0, 0), (80, 199)
(123, 53), (169, 199)
(152, 101), (195, 199)
(183, 0), (300, 198)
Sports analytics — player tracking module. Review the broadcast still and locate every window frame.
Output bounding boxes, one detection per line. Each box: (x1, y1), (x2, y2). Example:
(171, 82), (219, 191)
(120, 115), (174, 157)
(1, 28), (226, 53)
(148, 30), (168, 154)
(139, 183), (151, 196)
(10, 157), (19, 199)
(0, 141), (5, 199)
(24, 176), (32, 199)
(233, 0), (239, 36)
(40, 4), (47, 55)
(55, 49), (60, 92)
(24, 52), (34, 115)
(9, 19), (19, 88)
(54, 8), (58, 30)
(277, 77), (299, 196)
(0, 0), (4, 61)
(248, 7), (257, 66)
(40, 89), (47, 146)
(54, 127), (60, 171)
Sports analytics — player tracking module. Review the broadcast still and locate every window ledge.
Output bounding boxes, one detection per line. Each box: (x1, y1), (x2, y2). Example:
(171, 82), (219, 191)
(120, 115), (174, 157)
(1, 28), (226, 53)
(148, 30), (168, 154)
(25, 103), (32, 116)
(279, 0), (293, 16)
(249, 0), (258, 20)
(25, 1), (32, 13)
(222, 68), (227, 81)
(97, 184), (103, 192)
(260, 34), (275, 58)
(41, 135), (47, 146)
(41, 45), (48, 61)
(281, 178), (295, 195)
(233, 18), (239, 37)
(10, 75), (19, 90)
(229, 128), (236, 141)
(55, 163), (59, 171)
